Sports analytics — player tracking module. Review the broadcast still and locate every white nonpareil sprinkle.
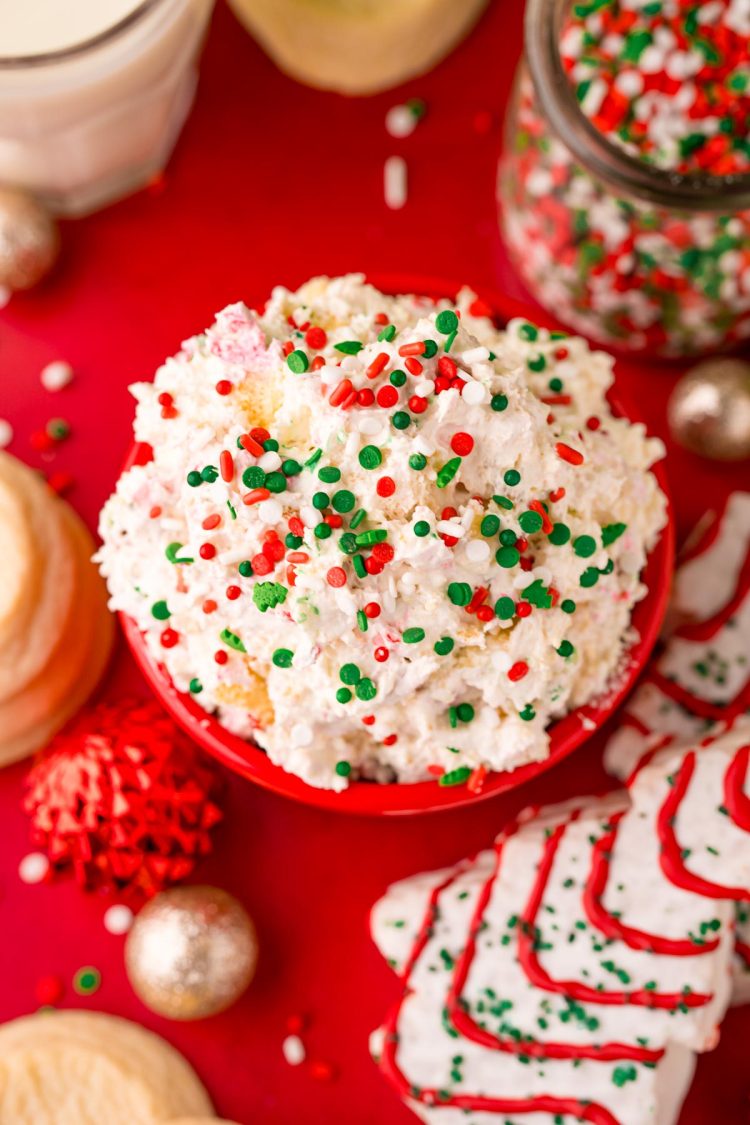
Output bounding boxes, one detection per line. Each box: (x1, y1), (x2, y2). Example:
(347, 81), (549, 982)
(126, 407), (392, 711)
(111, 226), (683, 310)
(461, 380), (487, 406)
(461, 346), (490, 365)
(258, 450), (282, 471)
(465, 539), (491, 564)
(18, 852), (49, 884)
(103, 904), (134, 935)
(436, 520), (465, 538)
(384, 156), (408, 211)
(385, 104), (417, 139)
(40, 359), (74, 391)
(258, 498), (283, 524)
(282, 1034), (306, 1066)
(0, 419), (13, 448)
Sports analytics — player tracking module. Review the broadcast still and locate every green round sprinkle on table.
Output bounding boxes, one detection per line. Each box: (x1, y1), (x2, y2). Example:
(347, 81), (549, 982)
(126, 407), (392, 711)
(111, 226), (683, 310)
(447, 582), (472, 606)
(499, 529), (517, 546)
(335, 760), (352, 776)
(519, 704), (536, 721)
(339, 532), (358, 554)
(151, 600), (170, 620)
(287, 349), (309, 373)
(265, 472), (287, 493)
(313, 491), (330, 510)
(496, 546), (520, 569)
(318, 466), (341, 483)
(580, 567), (599, 588)
(73, 967), (101, 996)
(282, 459), (302, 476)
(359, 445), (382, 470)
(434, 636), (454, 655)
(491, 394), (508, 412)
(390, 369), (407, 387)
(456, 702), (475, 722)
(186, 470), (202, 487)
(436, 309), (459, 334)
(481, 515), (500, 537)
(200, 465), (218, 483)
(332, 489), (355, 513)
(437, 457), (461, 488)
(495, 596), (515, 620)
(403, 627), (425, 644)
(283, 536), (302, 552)
(272, 648), (294, 668)
(549, 523), (571, 545)
(189, 678), (202, 694)
(314, 523), (332, 540)
(336, 688), (352, 704)
(573, 535), (597, 558)
(527, 354), (546, 372)
(242, 466), (266, 489)
(413, 520), (431, 537)
(355, 677), (377, 701)
(503, 469), (521, 486)
(561, 598), (576, 614)
(392, 411), (411, 430)
(340, 663), (361, 685)
(519, 510), (543, 534)
(557, 640), (575, 658)
(519, 323), (539, 341)
(409, 453), (427, 471)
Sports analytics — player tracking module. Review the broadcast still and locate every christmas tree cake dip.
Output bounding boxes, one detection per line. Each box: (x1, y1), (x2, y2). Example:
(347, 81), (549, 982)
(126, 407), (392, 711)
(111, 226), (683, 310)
(97, 275), (667, 791)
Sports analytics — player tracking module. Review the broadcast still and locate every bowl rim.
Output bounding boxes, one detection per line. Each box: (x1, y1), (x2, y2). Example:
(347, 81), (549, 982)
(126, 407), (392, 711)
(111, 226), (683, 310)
(117, 274), (675, 816)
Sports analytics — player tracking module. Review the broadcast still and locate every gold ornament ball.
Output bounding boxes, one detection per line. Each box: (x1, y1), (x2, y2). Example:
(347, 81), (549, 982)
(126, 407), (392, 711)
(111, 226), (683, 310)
(125, 886), (258, 1020)
(668, 358), (750, 461)
(0, 188), (59, 291)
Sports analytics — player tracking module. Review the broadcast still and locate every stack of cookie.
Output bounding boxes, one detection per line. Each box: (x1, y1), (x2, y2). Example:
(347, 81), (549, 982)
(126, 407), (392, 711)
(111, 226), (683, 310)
(0, 452), (113, 766)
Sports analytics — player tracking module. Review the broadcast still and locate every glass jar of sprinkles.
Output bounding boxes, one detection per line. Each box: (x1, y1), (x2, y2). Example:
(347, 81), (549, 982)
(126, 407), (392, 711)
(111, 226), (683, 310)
(499, 0), (750, 357)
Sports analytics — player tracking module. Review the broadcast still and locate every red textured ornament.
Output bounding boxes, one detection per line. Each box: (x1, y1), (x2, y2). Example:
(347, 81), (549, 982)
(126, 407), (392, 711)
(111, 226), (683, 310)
(23, 700), (223, 898)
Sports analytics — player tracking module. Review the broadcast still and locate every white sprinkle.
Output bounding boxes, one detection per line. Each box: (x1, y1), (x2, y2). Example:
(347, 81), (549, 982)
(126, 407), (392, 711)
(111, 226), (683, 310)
(19, 852), (49, 884)
(0, 419), (13, 448)
(461, 380), (487, 406)
(385, 104), (417, 138)
(384, 156), (408, 211)
(291, 723), (314, 747)
(358, 415), (383, 436)
(465, 539), (491, 564)
(436, 520), (465, 538)
(258, 451), (281, 471)
(103, 904), (134, 935)
(461, 346), (490, 365)
(40, 360), (74, 391)
(282, 1034), (306, 1065)
(300, 505), (322, 528)
(614, 70), (644, 98)
(258, 498), (283, 524)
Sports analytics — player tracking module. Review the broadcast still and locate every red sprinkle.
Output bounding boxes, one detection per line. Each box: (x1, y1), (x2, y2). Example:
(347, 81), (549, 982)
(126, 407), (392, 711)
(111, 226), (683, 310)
(529, 499), (553, 535)
(326, 566), (347, 588)
(367, 352), (390, 379)
(220, 450), (234, 482)
(157, 392), (173, 407)
(310, 355), (325, 371)
(376, 385), (399, 408)
(325, 513), (343, 529)
(282, 341), (294, 356)
(549, 487), (566, 502)
(508, 661), (529, 682)
(376, 476), (396, 497)
(365, 556), (384, 575)
(437, 356), (457, 379)
(288, 517), (305, 537)
(586, 416), (601, 431)
(305, 326), (327, 349)
(243, 487), (271, 505)
(199, 543), (216, 560)
(202, 513), (222, 530)
(149, 506), (162, 519)
(251, 427), (270, 442)
(516, 601), (532, 618)
(214, 650), (229, 665)
(362, 715), (376, 726)
(383, 734), (398, 746)
(364, 602), (381, 618)
(160, 628), (179, 648)
(202, 599), (217, 614)
(467, 764), (488, 794)
(357, 388), (375, 406)
(409, 395), (428, 414)
(215, 380), (233, 396)
(287, 552), (310, 564)
(252, 553), (273, 576)
(405, 357), (423, 377)
(374, 313), (389, 326)
(374, 647), (389, 662)
(226, 585), (241, 600)
(240, 433), (264, 457)
(450, 432), (474, 456)
(469, 297), (493, 318)
(371, 542), (394, 564)
(556, 441), (584, 466)
(476, 605), (495, 622)
(330, 379), (354, 407)
(398, 341), (426, 357)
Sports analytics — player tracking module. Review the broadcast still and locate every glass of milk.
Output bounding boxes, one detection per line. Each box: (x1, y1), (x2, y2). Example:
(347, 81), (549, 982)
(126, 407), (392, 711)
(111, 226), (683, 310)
(0, 0), (215, 216)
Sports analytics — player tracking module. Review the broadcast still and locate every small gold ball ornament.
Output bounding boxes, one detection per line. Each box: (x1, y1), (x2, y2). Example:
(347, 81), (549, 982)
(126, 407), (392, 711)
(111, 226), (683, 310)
(0, 188), (59, 291)
(125, 886), (258, 1020)
(668, 357), (750, 461)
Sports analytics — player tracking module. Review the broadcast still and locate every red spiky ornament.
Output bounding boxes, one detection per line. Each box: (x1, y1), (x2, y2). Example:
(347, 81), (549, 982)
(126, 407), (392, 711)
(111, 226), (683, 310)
(24, 699), (223, 897)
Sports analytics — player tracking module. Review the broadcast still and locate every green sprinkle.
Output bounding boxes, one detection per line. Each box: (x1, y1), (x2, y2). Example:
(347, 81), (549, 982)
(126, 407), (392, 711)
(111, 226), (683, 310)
(499, 528), (517, 546)
(265, 471), (287, 493)
(448, 582), (472, 606)
(378, 324), (397, 342)
(602, 522), (627, 546)
(409, 453), (427, 471)
(439, 766), (471, 787)
(151, 600), (170, 620)
(313, 490), (330, 510)
(335, 341), (363, 354)
(390, 369), (407, 386)
(186, 470), (202, 487)
(518, 323), (539, 341)
(318, 466), (341, 483)
(437, 458), (461, 488)
(519, 704), (536, 721)
(557, 640), (575, 658)
(272, 648), (294, 668)
(392, 411), (411, 430)
(456, 702), (474, 722)
(355, 529), (387, 547)
(350, 508), (366, 529)
(243, 466), (266, 489)
(165, 541), (194, 564)
(336, 687), (352, 704)
(495, 596), (516, 620)
(282, 459), (302, 476)
(283, 537), (301, 553)
(549, 522), (570, 545)
(423, 339), (438, 358)
(521, 578), (553, 609)
(519, 510), (543, 534)
(481, 515), (501, 536)
(287, 349), (309, 373)
(359, 445), (382, 470)
(414, 520), (431, 537)
(504, 469), (521, 486)
(200, 465), (218, 483)
(494, 495), (514, 510)
(403, 627), (425, 644)
(73, 967), (101, 996)
(561, 599), (576, 614)
(573, 535), (597, 558)
(339, 532), (358, 555)
(189, 678), (203, 694)
(340, 663), (361, 685)
(332, 489), (355, 513)
(220, 627), (246, 652)
(356, 677), (377, 701)
(527, 354), (547, 372)
(335, 759), (352, 775)
(227, 500), (237, 520)
(305, 447), (323, 469)
(436, 309), (459, 334)
(491, 394), (508, 412)
(356, 610), (368, 633)
(580, 567), (600, 588)
(314, 522), (332, 540)
(444, 329), (458, 352)
(353, 554), (367, 578)
(548, 376), (563, 392)
(496, 546), (520, 568)
(434, 636), (454, 655)
(252, 582), (287, 613)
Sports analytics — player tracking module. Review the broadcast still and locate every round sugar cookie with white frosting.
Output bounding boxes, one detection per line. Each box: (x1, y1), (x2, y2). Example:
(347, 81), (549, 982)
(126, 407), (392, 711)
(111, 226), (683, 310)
(0, 1011), (214, 1124)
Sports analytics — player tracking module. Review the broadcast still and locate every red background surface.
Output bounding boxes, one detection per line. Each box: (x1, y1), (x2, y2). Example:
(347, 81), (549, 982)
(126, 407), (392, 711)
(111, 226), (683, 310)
(1, 1), (750, 1120)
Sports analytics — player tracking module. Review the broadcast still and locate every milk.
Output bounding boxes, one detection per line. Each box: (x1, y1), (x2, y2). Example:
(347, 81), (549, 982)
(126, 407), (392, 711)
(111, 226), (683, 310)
(0, 0), (215, 216)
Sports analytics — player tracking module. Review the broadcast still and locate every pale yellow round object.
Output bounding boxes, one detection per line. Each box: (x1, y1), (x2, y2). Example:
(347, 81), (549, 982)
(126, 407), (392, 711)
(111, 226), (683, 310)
(125, 886), (258, 1020)
(0, 188), (59, 291)
(227, 0), (489, 95)
(0, 1010), (214, 1125)
(668, 358), (750, 462)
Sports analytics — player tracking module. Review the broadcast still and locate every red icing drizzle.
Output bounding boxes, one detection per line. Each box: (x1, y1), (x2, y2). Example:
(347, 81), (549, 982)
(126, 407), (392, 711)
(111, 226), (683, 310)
(724, 743), (750, 832)
(736, 941), (750, 969)
(658, 751), (750, 901)
(519, 815), (713, 1009)
(673, 543), (750, 643)
(584, 811), (720, 957)
(643, 667), (750, 724)
(675, 500), (727, 566)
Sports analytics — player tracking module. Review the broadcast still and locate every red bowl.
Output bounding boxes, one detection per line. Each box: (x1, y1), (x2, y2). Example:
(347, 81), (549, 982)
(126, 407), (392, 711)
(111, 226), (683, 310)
(118, 276), (674, 816)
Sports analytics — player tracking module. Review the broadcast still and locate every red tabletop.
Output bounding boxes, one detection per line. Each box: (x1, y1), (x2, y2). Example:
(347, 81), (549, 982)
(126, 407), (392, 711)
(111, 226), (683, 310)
(2, 1), (750, 1121)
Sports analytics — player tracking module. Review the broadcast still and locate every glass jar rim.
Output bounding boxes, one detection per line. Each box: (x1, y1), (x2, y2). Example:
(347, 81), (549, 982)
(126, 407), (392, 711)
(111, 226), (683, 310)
(0, 0), (167, 68)
(525, 0), (750, 212)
